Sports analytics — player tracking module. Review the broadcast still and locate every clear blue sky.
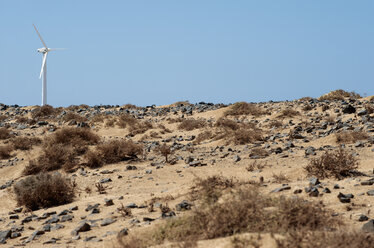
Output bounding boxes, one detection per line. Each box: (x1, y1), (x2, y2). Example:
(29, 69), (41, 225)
(1, 1), (373, 107)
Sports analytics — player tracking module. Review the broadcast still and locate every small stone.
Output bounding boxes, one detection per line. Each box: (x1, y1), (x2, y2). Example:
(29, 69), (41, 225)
(322, 187), (331, 193)
(359, 214), (369, 222)
(271, 185), (291, 193)
(176, 200), (192, 211)
(362, 219), (374, 232)
(104, 198), (114, 206)
(71, 222), (91, 236)
(60, 215), (74, 222)
(100, 218), (116, 226)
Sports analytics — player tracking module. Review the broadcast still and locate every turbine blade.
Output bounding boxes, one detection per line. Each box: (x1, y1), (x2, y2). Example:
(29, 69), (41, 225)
(48, 48), (68, 51)
(33, 24), (48, 48)
(39, 53), (47, 79)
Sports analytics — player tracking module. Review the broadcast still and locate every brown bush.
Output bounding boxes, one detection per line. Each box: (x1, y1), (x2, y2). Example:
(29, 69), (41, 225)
(129, 120), (153, 136)
(302, 105), (313, 111)
(268, 120), (283, 128)
(215, 117), (239, 130)
(304, 148), (358, 179)
(250, 147), (269, 158)
(31, 105), (61, 119)
(336, 131), (369, 144)
(85, 140), (143, 168)
(11, 136), (42, 150)
(178, 118), (205, 131)
(276, 231), (374, 248)
(0, 127), (12, 140)
(14, 172), (75, 211)
(154, 144), (173, 163)
(14, 116), (36, 125)
(0, 145), (13, 159)
(272, 173), (290, 183)
(225, 102), (265, 116)
(116, 114), (137, 128)
(0, 115), (8, 122)
(119, 178), (338, 247)
(279, 109), (300, 118)
(23, 144), (76, 175)
(319, 89), (361, 101)
(44, 127), (100, 154)
(364, 104), (374, 114)
(194, 130), (213, 144)
(214, 121), (264, 145)
(62, 112), (87, 123)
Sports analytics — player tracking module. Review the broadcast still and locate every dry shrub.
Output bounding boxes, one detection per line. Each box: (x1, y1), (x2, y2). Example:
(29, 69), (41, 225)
(155, 144), (173, 163)
(119, 178), (338, 247)
(85, 140), (143, 168)
(13, 172), (75, 211)
(0, 145), (13, 159)
(90, 114), (106, 123)
(0, 127), (12, 140)
(122, 104), (140, 109)
(272, 173), (290, 183)
(31, 105), (60, 119)
(299, 97), (313, 101)
(302, 105), (313, 111)
(279, 109), (300, 118)
(11, 136), (42, 150)
(62, 112), (87, 123)
(44, 127), (100, 154)
(319, 89), (361, 101)
(15, 116), (36, 125)
(167, 117), (184, 124)
(225, 102), (265, 116)
(129, 120), (153, 136)
(214, 118), (263, 145)
(364, 104), (374, 114)
(0, 115), (7, 122)
(172, 101), (191, 106)
(336, 131), (368, 144)
(194, 130), (213, 144)
(116, 114), (137, 128)
(276, 231), (374, 248)
(24, 144), (76, 175)
(246, 160), (269, 172)
(304, 148), (358, 179)
(66, 104), (89, 111)
(268, 120), (283, 128)
(178, 118), (205, 131)
(215, 117), (239, 130)
(250, 147), (269, 158)
(189, 176), (236, 204)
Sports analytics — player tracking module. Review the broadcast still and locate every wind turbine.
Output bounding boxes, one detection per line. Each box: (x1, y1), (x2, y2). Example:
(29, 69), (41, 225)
(33, 24), (65, 106)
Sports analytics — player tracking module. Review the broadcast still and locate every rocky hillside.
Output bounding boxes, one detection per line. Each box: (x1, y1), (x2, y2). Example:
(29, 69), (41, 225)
(0, 90), (374, 247)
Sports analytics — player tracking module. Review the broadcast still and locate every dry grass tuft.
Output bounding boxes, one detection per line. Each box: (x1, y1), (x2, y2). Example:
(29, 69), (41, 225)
(24, 144), (76, 175)
(194, 130), (213, 144)
(304, 148), (358, 179)
(276, 231), (374, 248)
(85, 140), (143, 168)
(278, 109), (300, 118)
(118, 176), (339, 247)
(32, 105), (61, 119)
(62, 112), (88, 123)
(336, 131), (369, 144)
(14, 172), (75, 211)
(214, 119), (264, 145)
(0, 145), (13, 159)
(178, 118), (206, 131)
(319, 89), (361, 101)
(11, 136), (42, 150)
(225, 102), (265, 117)
(0, 127), (12, 140)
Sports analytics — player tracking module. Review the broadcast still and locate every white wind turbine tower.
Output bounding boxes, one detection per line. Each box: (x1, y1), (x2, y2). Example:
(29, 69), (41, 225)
(33, 24), (65, 106)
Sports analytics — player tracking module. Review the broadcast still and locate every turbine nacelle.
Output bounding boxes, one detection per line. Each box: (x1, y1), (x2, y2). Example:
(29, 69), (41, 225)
(37, 48), (49, 53)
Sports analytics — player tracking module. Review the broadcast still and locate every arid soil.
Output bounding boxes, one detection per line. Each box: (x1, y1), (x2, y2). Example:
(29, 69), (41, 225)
(1, 91), (374, 247)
